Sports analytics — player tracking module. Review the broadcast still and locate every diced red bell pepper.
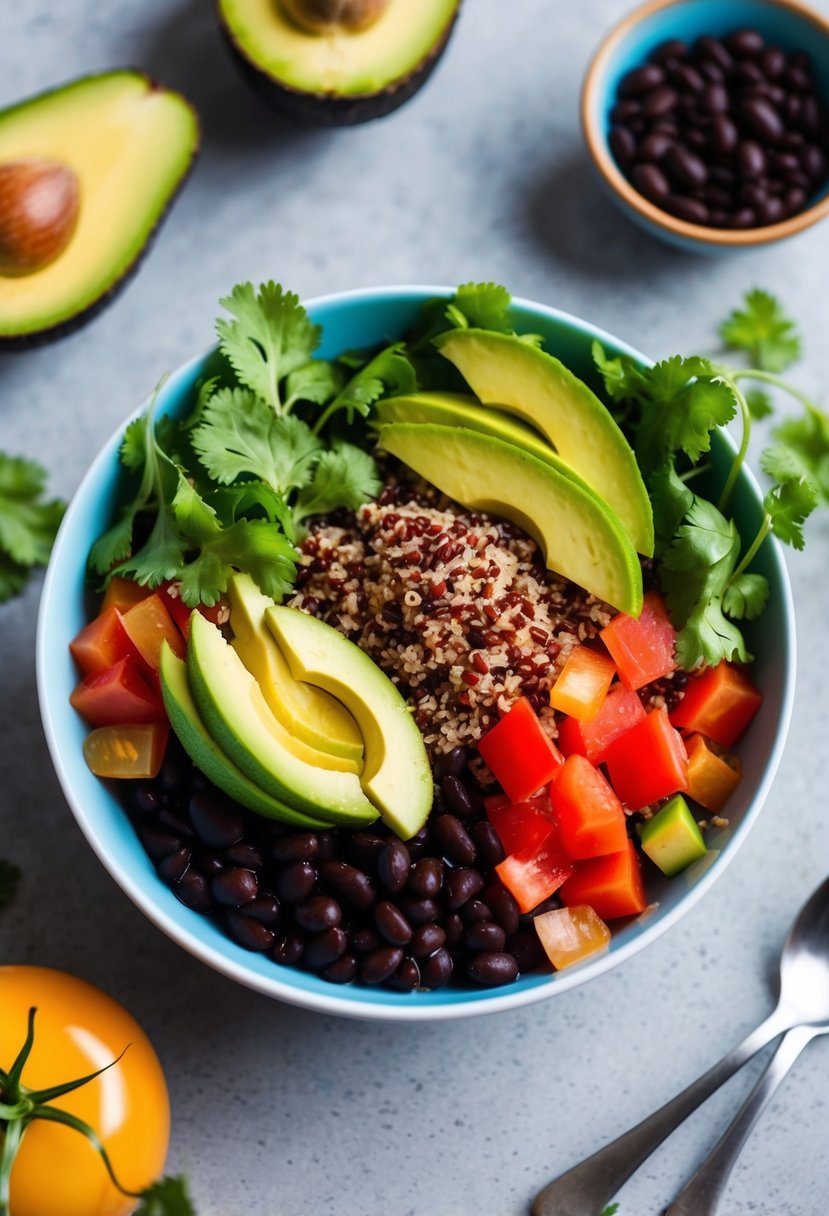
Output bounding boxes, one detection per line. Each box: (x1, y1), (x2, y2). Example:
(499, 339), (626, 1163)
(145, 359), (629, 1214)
(685, 733), (742, 813)
(82, 722), (169, 779)
(69, 607), (136, 678)
(549, 645), (616, 722)
(600, 590), (676, 691)
(478, 697), (564, 803)
(496, 824), (574, 915)
(100, 576), (151, 614)
(557, 684), (646, 765)
(603, 706), (688, 809)
(70, 657), (165, 727)
(487, 794), (556, 858)
(548, 754), (628, 859)
(560, 841), (647, 920)
(120, 592), (186, 674)
(158, 581), (227, 637)
(670, 662), (762, 748)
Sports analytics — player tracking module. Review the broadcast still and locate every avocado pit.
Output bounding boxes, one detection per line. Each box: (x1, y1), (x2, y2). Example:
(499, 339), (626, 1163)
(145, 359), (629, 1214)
(281, 0), (390, 35)
(0, 157), (80, 277)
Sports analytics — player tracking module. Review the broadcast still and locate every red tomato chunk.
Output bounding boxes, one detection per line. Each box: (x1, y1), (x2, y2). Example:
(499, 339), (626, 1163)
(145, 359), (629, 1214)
(70, 657), (165, 728)
(496, 824), (574, 915)
(487, 794), (555, 858)
(670, 661), (762, 748)
(603, 706), (688, 809)
(120, 593), (186, 674)
(478, 696), (563, 803)
(560, 841), (646, 920)
(69, 607), (136, 678)
(600, 590), (676, 690)
(548, 754), (628, 860)
(557, 684), (646, 765)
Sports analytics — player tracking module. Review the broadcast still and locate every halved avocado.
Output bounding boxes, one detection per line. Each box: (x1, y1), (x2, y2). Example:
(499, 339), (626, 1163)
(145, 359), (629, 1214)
(0, 72), (199, 347)
(217, 0), (462, 125)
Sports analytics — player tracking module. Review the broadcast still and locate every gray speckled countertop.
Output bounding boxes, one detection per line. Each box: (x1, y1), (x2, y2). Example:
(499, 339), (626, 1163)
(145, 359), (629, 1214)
(2, 1), (829, 1212)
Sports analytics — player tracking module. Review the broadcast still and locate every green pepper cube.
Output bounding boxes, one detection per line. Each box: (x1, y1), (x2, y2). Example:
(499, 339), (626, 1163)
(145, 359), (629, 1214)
(639, 794), (707, 877)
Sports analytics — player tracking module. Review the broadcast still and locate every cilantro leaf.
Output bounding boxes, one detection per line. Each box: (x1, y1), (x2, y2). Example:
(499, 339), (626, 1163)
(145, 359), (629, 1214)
(294, 443), (381, 524)
(764, 476), (817, 549)
(720, 289), (801, 372)
(216, 282), (320, 413)
(210, 482), (296, 541)
(649, 463), (694, 550)
(135, 1175), (195, 1216)
(763, 411), (829, 503)
(450, 282), (513, 333)
(316, 343), (416, 431)
(723, 572), (769, 621)
(0, 453), (65, 603)
(746, 387), (774, 420)
(177, 520), (297, 605)
(592, 341), (646, 403)
(0, 553), (28, 603)
(284, 360), (343, 410)
(0, 858), (21, 909)
(631, 356), (737, 477)
(193, 389), (322, 493)
(599, 1206), (620, 1216)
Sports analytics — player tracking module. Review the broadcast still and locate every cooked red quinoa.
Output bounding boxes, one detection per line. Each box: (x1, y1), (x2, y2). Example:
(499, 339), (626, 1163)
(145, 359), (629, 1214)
(290, 479), (617, 755)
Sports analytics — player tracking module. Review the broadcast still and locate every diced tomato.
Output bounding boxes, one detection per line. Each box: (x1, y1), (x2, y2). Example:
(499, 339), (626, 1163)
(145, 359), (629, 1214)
(603, 706), (688, 809)
(100, 577), (151, 614)
(557, 685), (646, 765)
(548, 754), (628, 859)
(120, 593), (186, 674)
(83, 722), (169, 779)
(69, 607), (136, 678)
(487, 794), (556, 858)
(560, 841), (646, 920)
(478, 697), (564, 803)
(496, 824), (574, 914)
(534, 905), (611, 970)
(157, 581), (194, 635)
(70, 657), (165, 727)
(670, 662), (762, 748)
(600, 590), (676, 691)
(549, 646), (616, 722)
(685, 733), (742, 812)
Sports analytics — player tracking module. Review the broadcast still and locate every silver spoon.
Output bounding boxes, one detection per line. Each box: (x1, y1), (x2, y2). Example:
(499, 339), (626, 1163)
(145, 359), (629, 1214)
(532, 874), (829, 1216)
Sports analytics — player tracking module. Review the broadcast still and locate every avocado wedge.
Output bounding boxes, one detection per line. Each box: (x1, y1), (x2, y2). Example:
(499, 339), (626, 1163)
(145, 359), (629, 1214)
(0, 72), (199, 347)
(435, 329), (654, 557)
(379, 423), (643, 616)
(217, 0), (461, 125)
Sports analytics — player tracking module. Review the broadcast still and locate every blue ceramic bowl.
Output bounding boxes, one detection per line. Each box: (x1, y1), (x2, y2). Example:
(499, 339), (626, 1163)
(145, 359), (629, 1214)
(37, 287), (796, 1021)
(582, 0), (829, 252)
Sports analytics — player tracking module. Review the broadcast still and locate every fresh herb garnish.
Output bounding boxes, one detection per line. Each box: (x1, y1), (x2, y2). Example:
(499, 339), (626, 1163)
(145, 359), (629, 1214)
(0, 858), (20, 908)
(720, 288), (801, 373)
(135, 1175), (196, 1216)
(0, 454), (64, 604)
(599, 1204), (620, 1216)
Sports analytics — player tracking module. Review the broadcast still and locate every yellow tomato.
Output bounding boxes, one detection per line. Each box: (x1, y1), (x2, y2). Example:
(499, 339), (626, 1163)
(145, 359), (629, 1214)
(0, 966), (170, 1216)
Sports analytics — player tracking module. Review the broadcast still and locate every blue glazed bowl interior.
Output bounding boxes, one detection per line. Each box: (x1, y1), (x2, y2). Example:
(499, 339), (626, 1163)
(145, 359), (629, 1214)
(37, 288), (795, 1020)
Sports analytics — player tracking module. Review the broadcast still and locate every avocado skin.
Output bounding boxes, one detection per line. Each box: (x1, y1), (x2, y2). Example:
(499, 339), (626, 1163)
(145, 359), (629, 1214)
(0, 72), (200, 352)
(217, 2), (461, 126)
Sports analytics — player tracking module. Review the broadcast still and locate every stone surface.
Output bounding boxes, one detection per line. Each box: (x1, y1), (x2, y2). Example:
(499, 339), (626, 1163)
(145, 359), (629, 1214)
(2, 1), (828, 1213)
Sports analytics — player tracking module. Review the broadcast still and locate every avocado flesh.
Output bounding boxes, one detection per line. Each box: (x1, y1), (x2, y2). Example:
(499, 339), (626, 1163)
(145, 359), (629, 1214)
(159, 644), (328, 828)
(435, 329), (654, 557)
(376, 392), (597, 498)
(266, 605), (432, 840)
(0, 72), (198, 343)
(228, 573), (363, 768)
(379, 423), (643, 616)
(218, 0), (459, 98)
(639, 794), (707, 876)
(187, 613), (379, 827)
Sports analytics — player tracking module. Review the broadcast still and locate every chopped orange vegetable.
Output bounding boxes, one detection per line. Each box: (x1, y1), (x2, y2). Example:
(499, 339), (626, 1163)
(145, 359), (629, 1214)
(671, 661), (762, 748)
(83, 723), (169, 779)
(600, 590), (676, 690)
(534, 905), (611, 969)
(560, 841), (646, 920)
(685, 732), (742, 812)
(548, 754), (628, 859)
(70, 607), (135, 677)
(101, 576), (151, 614)
(120, 593), (186, 674)
(495, 824), (573, 914)
(549, 646), (616, 722)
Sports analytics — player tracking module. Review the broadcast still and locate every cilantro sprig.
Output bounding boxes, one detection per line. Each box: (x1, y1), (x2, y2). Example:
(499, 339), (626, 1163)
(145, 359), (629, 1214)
(0, 454), (64, 605)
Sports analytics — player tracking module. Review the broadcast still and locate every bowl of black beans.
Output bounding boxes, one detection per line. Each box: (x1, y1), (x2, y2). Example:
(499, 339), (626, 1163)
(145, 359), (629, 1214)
(582, 0), (829, 250)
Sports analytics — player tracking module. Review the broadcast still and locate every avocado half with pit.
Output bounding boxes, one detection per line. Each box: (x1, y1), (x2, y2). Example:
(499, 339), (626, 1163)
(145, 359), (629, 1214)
(0, 72), (199, 347)
(216, 0), (462, 125)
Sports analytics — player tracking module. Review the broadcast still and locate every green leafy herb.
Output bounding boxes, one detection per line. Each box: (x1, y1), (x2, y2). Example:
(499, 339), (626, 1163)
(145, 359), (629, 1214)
(0, 859), (20, 909)
(722, 573), (769, 622)
(762, 410), (829, 504)
(0, 454), (65, 604)
(135, 1175), (196, 1216)
(746, 387), (774, 420)
(313, 342), (417, 432)
(217, 281), (320, 413)
(720, 288), (801, 372)
(293, 443), (381, 524)
(599, 1205), (620, 1216)
(193, 389), (322, 492)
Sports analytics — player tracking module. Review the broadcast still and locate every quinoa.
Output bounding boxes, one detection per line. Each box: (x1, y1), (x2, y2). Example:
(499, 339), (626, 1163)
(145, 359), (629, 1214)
(289, 478), (616, 756)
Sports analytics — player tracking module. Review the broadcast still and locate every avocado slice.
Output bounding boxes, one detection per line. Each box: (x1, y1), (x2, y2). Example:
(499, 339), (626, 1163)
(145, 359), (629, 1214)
(159, 643), (329, 828)
(0, 72), (198, 346)
(217, 0), (461, 125)
(228, 573), (363, 769)
(639, 794), (708, 876)
(435, 329), (654, 557)
(379, 423), (643, 616)
(266, 605), (432, 839)
(187, 613), (379, 827)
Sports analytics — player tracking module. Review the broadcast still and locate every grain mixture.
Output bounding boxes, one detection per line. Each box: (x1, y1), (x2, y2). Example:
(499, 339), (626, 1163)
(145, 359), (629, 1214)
(290, 480), (615, 755)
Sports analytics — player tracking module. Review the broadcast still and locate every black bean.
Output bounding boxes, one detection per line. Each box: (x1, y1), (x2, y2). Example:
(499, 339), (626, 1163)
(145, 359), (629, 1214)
(443, 911), (465, 947)
(484, 884), (521, 936)
(125, 782), (161, 816)
(139, 827), (181, 861)
(468, 952), (519, 987)
(471, 821), (505, 868)
(275, 861), (316, 904)
(799, 95), (820, 135)
(710, 114), (739, 157)
(194, 849), (224, 876)
(320, 860), (375, 909)
(295, 895), (341, 933)
(783, 94), (802, 125)
(225, 842), (263, 870)
(650, 39), (688, 64)
(706, 185), (734, 209)
(710, 164), (736, 186)
(782, 131), (805, 151)
(699, 60), (725, 84)
(725, 28), (764, 58)
(411, 923), (446, 957)
(157, 750), (188, 793)
(316, 831), (338, 862)
(158, 847), (191, 885)
(176, 870), (213, 913)
(610, 99), (641, 125)
(631, 162), (671, 204)
(158, 809), (193, 840)
(189, 793), (244, 848)
(801, 144), (827, 181)
(441, 775), (473, 818)
(758, 196), (786, 224)
(665, 144), (709, 188)
(638, 132), (673, 162)
(409, 857), (444, 898)
(710, 208), (729, 227)
(771, 151), (800, 177)
(507, 927), (546, 972)
(685, 127), (708, 151)
(377, 839), (411, 893)
(666, 195), (710, 224)
(619, 64), (666, 98)
(786, 64), (813, 94)
(420, 947), (453, 989)
(352, 927), (381, 954)
(433, 815), (477, 866)
(700, 83), (729, 115)
(642, 87), (679, 119)
(729, 206), (758, 228)
(694, 36), (734, 73)
(374, 900), (413, 946)
(740, 181), (768, 209)
(784, 185), (809, 213)
(388, 957), (421, 992)
(466, 922), (507, 953)
(670, 62), (704, 93)
(741, 96), (785, 143)
(211, 867), (258, 907)
(305, 926), (347, 969)
(461, 899), (491, 927)
(344, 832), (385, 870)
(226, 910), (275, 952)
(272, 832), (319, 863)
(403, 825), (431, 861)
(733, 60), (764, 86)
(650, 119), (680, 137)
(324, 953), (358, 984)
(760, 47), (786, 80)
(246, 894), (281, 926)
(270, 931), (305, 967)
(361, 946), (404, 984)
(737, 140), (767, 179)
(445, 867), (484, 909)
(397, 895), (440, 925)
(433, 745), (468, 781)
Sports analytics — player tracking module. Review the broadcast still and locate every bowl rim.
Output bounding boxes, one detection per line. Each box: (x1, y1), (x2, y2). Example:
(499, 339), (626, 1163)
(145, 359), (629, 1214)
(581, 0), (829, 248)
(37, 284), (797, 1022)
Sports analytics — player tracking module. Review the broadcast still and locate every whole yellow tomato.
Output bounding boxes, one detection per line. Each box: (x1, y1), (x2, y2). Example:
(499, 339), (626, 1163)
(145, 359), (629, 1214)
(0, 966), (170, 1216)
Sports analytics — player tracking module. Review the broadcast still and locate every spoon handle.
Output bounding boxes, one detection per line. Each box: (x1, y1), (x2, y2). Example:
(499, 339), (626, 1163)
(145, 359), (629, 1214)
(663, 1024), (820, 1216)
(531, 1008), (791, 1216)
